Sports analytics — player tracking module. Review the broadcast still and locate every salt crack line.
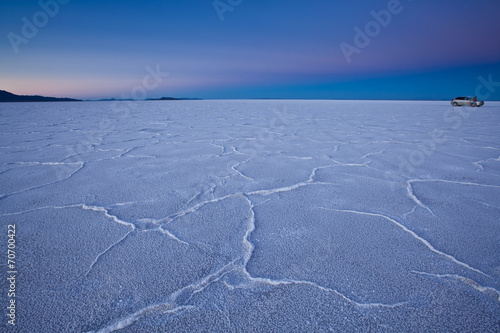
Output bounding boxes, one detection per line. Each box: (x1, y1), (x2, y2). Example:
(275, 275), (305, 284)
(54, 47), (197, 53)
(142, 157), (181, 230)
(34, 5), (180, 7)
(231, 159), (254, 181)
(402, 205), (418, 220)
(230, 145), (245, 155)
(412, 271), (500, 302)
(247, 180), (332, 197)
(319, 208), (488, 276)
(473, 160), (485, 171)
(246, 182), (310, 196)
(185, 183), (217, 206)
(474, 200), (500, 210)
(308, 165), (336, 182)
(151, 227), (189, 245)
(185, 189), (205, 207)
(162, 165), (337, 224)
(93, 259), (235, 332)
(4, 161), (83, 167)
(411, 178), (500, 189)
(111, 200), (156, 207)
(0, 162), (85, 201)
(245, 275), (407, 309)
(0, 168), (13, 176)
(80, 204), (187, 244)
(124, 154), (157, 159)
(81, 204), (136, 229)
(241, 196), (256, 267)
(246, 165), (336, 197)
(210, 140), (226, 155)
(79, 204), (136, 277)
(281, 155), (314, 160)
(88, 305), (195, 333)
(361, 150), (385, 159)
(459, 138), (472, 145)
(329, 159), (369, 167)
(2, 203), (136, 230)
(169, 259), (238, 304)
(85, 231), (133, 277)
(214, 303), (232, 329)
(0, 204), (74, 216)
(161, 193), (243, 224)
(406, 181), (435, 216)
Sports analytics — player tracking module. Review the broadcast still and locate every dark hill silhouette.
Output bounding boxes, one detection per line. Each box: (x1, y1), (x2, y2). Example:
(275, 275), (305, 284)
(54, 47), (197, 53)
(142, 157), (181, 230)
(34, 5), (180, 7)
(146, 97), (201, 101)
(0, 90), (82, 102)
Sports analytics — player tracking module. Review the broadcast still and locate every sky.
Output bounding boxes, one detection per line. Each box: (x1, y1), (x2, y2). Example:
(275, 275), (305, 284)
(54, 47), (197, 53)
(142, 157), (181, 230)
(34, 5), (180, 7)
(1, 0), (500, 100)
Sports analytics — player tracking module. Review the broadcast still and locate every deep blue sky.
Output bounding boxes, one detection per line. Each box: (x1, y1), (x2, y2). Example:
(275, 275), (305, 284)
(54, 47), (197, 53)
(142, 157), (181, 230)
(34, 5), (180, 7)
(1, 0), (500, 100)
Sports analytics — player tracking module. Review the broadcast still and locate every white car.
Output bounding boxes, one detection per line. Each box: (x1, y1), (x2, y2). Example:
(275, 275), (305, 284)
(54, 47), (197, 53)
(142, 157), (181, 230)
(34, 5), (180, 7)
(451, 96), (484, 107)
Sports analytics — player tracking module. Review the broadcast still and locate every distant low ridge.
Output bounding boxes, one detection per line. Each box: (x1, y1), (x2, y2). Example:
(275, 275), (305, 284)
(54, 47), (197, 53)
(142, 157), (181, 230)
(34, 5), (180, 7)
(146, 97), (202, 101)
(0, 90), (82, 102)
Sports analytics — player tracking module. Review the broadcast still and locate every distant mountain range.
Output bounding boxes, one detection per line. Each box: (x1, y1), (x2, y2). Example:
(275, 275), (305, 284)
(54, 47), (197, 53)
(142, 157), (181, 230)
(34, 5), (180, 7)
(146, 97), (201, 101)
(94, 97), (202, 101)
(0, 90), (82, 102)
(0, 90), (201, 102)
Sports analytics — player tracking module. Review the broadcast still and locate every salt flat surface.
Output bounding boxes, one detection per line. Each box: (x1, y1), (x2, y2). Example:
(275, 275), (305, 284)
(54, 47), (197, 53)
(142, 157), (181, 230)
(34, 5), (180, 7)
(0, 100), (499, 332)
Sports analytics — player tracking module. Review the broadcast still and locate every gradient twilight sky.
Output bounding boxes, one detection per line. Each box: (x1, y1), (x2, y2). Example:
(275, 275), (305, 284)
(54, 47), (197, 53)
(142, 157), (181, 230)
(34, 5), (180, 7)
(1, 0), (500, 100)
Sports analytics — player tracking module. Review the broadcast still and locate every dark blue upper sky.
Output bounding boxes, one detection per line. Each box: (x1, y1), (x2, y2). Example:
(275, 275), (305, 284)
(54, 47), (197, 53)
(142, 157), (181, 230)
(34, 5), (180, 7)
(1, 0), (500, 100)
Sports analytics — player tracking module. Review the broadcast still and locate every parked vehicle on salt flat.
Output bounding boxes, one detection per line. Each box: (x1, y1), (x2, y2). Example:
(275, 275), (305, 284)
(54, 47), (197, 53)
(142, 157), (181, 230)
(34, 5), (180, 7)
(451, 96), (484, 107)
